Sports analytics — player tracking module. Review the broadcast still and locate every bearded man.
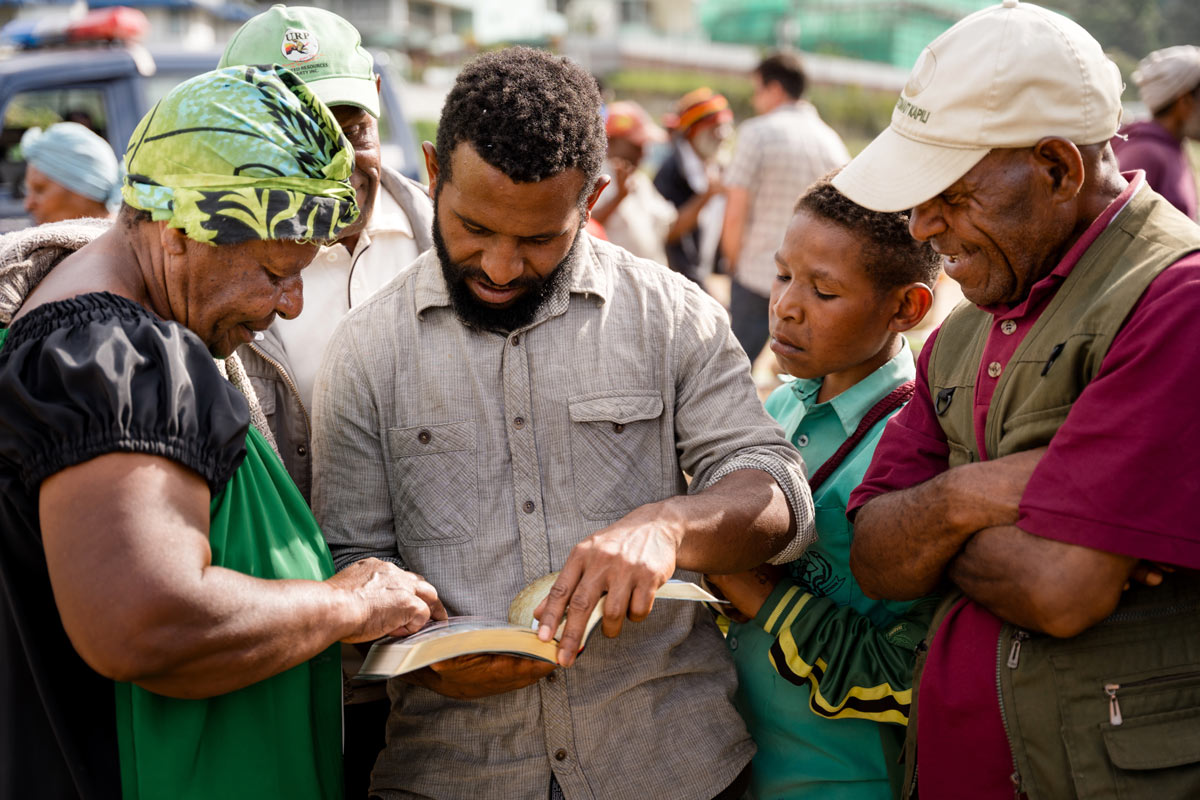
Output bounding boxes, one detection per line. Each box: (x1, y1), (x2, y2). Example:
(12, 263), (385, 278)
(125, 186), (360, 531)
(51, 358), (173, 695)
(310, 46), (814, 800)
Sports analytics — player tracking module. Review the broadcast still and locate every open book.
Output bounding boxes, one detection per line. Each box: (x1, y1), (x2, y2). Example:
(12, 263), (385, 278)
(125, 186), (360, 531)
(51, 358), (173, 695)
(356, 571), (721, 679)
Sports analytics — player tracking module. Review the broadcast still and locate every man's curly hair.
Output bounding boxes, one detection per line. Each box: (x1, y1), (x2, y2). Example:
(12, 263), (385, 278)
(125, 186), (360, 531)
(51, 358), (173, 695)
(796, 172), (940, 291)
(435, 47), (605, 200)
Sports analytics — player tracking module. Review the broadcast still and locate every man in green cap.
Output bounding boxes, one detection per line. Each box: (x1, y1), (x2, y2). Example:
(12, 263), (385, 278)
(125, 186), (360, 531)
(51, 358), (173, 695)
(219, 8), (435, 794)
(220, 4), (433, 506)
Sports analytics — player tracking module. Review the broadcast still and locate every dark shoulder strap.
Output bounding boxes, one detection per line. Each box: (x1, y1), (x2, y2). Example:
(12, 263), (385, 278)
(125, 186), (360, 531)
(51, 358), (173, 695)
(808, 380), (915, 492)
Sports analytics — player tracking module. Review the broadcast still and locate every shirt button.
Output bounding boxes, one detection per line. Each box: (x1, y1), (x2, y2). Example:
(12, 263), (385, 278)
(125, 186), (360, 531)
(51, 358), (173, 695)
(987, 361), (1003, 379)
(510, 335), (520, 346)
(545, 672), (557, 683)
(522, 500), (536, 514)
(1000, 319), (1017, 335)
(728, 636), (738, 650)
(612, 422), (625, 433)
(513, 416), (525, 429)
(417, 429), (432, 444)
(554, 749), (568, 761)
(796, 434), (810, 447)
(297, 444), (308, 457)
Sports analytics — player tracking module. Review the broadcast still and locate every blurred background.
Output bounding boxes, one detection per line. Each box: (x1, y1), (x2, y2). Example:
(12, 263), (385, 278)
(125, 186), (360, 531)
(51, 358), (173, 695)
(1, 0), (1197, 382)
(3, 0), (1199, 177)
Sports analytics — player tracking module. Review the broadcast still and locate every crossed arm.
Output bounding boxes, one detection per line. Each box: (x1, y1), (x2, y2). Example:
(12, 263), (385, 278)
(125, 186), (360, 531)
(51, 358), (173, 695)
(849, 448), (1138, 637)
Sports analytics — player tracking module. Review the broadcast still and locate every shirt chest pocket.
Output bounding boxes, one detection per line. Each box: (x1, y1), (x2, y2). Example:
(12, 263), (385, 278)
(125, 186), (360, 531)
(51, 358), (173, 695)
(387, 421), (477, 546)
(568, 392), (664, 520)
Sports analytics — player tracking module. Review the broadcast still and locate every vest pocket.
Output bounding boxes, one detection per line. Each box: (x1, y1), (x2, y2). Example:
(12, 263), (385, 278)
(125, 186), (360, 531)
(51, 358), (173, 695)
(945, 440), (975, 468)
(387, 421), (477, 546)
(1039, 617), (1200, 799)
(568, 392), (664, 520)
(1100, 675), (1200, 798)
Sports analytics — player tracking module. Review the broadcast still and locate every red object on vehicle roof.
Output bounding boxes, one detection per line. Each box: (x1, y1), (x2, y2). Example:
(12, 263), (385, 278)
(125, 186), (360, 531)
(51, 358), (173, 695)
(67, 7), (149, 43)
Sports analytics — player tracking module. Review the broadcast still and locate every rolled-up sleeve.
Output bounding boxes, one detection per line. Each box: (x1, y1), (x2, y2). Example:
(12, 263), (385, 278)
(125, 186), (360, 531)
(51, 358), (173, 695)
(671, 280), (815, 563)
(311, 324), (405, 572)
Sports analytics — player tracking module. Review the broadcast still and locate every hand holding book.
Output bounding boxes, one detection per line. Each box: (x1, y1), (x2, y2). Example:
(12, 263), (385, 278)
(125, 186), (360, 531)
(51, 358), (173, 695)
(356, 571), (720, 689)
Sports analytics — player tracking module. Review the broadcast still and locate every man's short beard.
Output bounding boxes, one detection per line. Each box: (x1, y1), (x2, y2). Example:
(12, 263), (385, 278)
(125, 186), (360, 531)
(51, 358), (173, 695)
(433, 193), (582, 333)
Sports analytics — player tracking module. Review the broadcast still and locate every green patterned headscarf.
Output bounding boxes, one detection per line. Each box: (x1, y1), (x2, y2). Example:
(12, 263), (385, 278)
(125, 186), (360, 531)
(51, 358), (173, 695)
(122, 65), (358, 245)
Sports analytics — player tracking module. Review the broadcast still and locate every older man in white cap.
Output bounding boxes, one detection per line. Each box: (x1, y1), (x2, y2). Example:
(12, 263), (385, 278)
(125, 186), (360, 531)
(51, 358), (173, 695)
(1114, 45), (1200, 219)
(834, 2), (1200, 798)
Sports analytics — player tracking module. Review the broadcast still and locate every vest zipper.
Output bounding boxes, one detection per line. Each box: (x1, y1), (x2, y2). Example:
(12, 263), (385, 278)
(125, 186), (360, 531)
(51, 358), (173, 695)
(996, 628), (1023, 796)
(1098, 600), (1199, 625)
(1006, 629), (1030, 669)
(248, 341), (311, 438)
(1103, 669), (1200, 726)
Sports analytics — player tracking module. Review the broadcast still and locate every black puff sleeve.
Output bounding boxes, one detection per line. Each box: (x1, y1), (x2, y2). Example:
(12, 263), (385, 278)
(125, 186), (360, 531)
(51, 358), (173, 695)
(0, 293), (249, 494)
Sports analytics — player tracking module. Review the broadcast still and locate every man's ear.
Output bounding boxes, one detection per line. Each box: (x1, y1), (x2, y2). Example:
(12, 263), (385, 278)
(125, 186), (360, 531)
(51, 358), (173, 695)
(1032, 137), (1085, 202)
(160, 224), (188, 256)
(888, 282), (935, 333)
(583, 175), (611, 214)
(422, 141), (439, 200)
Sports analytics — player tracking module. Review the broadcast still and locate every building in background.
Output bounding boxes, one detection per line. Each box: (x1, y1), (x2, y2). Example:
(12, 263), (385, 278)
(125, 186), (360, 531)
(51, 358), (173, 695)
(698, 0), (992, 68)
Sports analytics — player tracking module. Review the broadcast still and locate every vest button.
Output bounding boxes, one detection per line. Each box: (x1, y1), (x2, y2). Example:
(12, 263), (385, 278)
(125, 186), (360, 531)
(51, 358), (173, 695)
(417, 429), (432, 444)
(1000, 319), (1017, 335)
(987, 361), (1003, 378)
(554, 748), (568, 761)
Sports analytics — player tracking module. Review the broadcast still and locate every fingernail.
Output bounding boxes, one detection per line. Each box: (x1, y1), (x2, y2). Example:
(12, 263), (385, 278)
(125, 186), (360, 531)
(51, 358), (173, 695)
(538, 624), (553, 641)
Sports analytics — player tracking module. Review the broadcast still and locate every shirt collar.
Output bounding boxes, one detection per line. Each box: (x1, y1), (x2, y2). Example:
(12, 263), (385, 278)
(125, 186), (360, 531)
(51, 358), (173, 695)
(412, 231), (612, 320)
(788, 340), (917, 436)
(367, 181), (415, 238)
(984, 171), (1145, 319)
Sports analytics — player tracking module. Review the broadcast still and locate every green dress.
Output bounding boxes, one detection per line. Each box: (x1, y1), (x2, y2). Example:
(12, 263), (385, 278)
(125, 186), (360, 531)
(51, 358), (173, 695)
(0, 298), (343, 800)
(114, 424), (343, 800)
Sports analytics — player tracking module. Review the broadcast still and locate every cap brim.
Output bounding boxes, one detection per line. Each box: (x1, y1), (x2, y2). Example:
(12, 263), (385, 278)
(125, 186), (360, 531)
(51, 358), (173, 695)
(308, 76), (381, 118)
(832, 126), (990, 212)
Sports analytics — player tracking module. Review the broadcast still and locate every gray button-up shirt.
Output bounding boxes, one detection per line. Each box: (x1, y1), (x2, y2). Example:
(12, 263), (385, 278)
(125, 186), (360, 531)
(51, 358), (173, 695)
(312, 235), (814, 800)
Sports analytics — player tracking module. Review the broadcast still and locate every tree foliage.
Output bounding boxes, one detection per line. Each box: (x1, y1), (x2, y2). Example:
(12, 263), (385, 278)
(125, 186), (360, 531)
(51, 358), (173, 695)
(1044, 0), (1200, 64)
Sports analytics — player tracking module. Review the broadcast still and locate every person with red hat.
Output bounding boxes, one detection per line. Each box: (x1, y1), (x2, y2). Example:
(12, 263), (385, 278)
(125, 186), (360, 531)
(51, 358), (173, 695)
(654, 88), (734, 288)
(591, 100), (677, 262)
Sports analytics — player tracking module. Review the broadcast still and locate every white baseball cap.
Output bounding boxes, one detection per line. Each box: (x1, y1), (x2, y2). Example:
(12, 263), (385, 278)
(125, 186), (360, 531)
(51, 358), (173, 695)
(833, 0), (1123, 212)
(1133, 45), (1200, 114)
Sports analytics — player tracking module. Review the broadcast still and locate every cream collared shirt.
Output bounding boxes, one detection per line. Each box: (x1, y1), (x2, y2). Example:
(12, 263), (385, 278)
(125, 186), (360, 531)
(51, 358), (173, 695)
(273, 184), (420, 410)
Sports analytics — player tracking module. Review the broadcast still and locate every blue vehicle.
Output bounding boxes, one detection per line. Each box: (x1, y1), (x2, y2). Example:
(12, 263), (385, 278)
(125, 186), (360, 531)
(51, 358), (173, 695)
(0, 40), (421, 232)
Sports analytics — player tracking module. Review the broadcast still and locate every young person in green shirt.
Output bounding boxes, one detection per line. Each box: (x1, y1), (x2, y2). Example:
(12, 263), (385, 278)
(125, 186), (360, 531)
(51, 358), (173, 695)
(707, 175), (940, 799)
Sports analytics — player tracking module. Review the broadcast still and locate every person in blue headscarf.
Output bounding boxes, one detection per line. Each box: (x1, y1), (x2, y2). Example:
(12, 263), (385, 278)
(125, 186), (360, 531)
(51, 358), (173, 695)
(20, 121), (122, 224)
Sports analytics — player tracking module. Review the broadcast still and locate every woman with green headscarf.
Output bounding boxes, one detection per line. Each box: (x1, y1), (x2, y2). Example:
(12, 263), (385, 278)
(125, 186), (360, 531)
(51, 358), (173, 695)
(0, 66), (445, 800)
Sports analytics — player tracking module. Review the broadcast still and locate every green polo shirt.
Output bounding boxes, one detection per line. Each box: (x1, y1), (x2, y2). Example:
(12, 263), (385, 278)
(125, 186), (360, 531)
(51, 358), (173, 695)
(727, 342), (934, 799)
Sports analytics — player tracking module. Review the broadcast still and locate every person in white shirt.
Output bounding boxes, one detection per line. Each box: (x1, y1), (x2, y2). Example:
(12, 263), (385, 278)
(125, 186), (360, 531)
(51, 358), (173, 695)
(219, 4), (434, 502)
(591, 100), (676, 263)
(217, 7), (434, 797)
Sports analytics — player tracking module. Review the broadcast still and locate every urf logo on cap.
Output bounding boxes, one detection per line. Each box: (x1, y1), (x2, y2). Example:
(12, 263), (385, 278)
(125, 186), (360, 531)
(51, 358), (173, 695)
(282, 28), (319, 63)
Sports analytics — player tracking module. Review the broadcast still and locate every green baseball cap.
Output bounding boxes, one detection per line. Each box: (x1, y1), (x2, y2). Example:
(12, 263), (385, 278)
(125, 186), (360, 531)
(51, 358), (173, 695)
(220, 4), (380, 118)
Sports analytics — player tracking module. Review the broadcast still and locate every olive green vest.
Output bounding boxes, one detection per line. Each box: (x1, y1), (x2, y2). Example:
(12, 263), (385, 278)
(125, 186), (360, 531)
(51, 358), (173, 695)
(903, 188), (1200, 799)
